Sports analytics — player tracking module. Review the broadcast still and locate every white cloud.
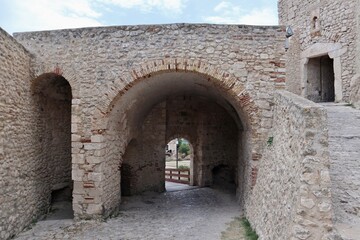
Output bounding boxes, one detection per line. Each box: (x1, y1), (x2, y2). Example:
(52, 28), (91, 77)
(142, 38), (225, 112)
(214, 1), (232, 12)
(97, 0), (186, 15)
(240, 8), (278, 25)
(9, 0), (103, 33)
(2, 0), (188, 33)
(204, 1), (278, 26)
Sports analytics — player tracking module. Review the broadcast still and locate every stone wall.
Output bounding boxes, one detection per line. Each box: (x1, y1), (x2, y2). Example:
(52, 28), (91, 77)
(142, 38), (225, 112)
(0, 28), (39, 240)
(121, 95), (239, 195)
(0, 29), (73, 239)
(247, 90), (333, 240)
(279, 0), (357, 102)
(351, 1), (360, 108)
(13, 24), (285, 219)
(165, 96), (239, 187)
(34, 74), (72, 190)
(121, 102), (166, 195)
(358, 0), (360, 71)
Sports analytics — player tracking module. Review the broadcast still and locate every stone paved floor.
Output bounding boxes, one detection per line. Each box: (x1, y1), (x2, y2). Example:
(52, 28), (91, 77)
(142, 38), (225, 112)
(323, 103), (360, 240)
(15, 187), (242, 240)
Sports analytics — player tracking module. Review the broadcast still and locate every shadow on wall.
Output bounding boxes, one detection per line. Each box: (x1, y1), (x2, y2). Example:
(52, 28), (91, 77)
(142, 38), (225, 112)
(101, 70), (253, 219)
(212, 164), (236, 192)
(32, 72), (73, 219)
(120, 139), (138, 196)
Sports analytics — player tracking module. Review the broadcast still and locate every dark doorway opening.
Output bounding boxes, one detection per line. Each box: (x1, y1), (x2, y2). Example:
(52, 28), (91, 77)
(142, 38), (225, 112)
(212, 164), (236, 192)
(307, 55), (335, 102)
(48, 186), (73, 220)
(32, 73), (73, 220)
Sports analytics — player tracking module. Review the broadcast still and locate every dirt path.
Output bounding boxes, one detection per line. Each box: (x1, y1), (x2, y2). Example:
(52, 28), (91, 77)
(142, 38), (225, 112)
(221, 217), (246, 240)
(15, 187), (243, 240)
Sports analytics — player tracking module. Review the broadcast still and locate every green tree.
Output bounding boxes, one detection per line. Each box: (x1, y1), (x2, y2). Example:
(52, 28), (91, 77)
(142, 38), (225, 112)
(178, 139), (190, 156)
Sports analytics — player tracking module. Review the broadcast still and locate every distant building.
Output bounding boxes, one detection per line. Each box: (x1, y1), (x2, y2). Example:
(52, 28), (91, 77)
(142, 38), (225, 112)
(166, 139), (178, 157)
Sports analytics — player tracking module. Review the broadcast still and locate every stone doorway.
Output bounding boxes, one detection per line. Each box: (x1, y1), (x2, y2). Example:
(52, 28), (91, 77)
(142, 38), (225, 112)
(32, 73), (73, 219)
(103, 71), (251, 218)
(119, 93), (240, 196)
(300, 42), (346, 102)
(306, 55), (335, 102)
(165, 138), (193, 187)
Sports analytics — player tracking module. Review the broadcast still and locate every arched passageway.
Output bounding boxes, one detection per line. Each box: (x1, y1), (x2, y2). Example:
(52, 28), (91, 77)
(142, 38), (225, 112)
(101, 70), (254, 216)
(164, 96), (239, 189)
(32, 73), (73, 219)
(165, 138), (193, 187)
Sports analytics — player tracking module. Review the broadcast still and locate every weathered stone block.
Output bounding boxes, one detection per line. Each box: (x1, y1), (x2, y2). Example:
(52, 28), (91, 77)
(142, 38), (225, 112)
(84, 143), (105, 150)
(72, 169), (85, 181)
(86, 204), (103, 215)
(91, 134), (104, 143)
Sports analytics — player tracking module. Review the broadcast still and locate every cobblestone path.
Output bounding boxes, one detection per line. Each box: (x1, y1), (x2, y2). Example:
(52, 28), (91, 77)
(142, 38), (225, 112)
(323, 103), (360, 240)
(15, 187), (242, 240)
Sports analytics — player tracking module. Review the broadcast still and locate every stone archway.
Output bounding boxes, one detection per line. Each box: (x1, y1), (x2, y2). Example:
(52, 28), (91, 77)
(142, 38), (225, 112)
(72, 59), (265, 220)
(165, 137), (194, 186)
(163, 95), (239, 189)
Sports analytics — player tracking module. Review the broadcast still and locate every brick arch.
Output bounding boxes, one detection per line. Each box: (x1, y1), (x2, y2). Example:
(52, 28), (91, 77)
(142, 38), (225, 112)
(31, 64), (80, 99)
(31, 72), (72, 95)
(86, 58), (263, 219)
(165, 135), (195, 163)
(93, 58), (259, 135)
(166, 134), (195, 147)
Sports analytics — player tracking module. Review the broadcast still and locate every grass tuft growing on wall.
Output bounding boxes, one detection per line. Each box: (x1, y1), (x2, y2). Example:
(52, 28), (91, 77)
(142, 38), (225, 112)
(241, 218), (259, 240)
(221, 217), (259, 240)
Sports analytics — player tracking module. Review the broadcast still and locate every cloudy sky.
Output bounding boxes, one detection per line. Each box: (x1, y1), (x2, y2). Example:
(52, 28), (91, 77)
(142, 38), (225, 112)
(0, 0), (278, 34)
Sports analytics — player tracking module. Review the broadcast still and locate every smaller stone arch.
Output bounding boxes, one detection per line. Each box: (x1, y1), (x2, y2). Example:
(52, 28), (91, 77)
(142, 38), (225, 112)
(166, 134), (195, 148)
(165, 136), (195, 185)
(31, 72), (73, 99)
(30, 72), (74, 220)
(32, 64), (80, 99)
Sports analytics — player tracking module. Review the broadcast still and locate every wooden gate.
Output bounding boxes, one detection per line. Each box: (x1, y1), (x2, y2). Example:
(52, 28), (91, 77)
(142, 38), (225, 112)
(165, 168), (190, 184)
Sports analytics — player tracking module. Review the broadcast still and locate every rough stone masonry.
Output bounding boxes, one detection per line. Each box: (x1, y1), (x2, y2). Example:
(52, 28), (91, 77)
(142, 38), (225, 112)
(0, 22), (336, 240)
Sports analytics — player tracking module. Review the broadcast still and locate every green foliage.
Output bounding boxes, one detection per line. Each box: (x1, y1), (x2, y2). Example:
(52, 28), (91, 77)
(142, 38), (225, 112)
(178, 165), (189, 170)
(178, 139), (190, 156)
(267, 136), (274, 146)
(241, 218), (259, 240)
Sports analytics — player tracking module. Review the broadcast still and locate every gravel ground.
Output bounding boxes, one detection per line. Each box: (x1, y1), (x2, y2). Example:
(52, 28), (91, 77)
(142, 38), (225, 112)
(15, 187), (243, 240)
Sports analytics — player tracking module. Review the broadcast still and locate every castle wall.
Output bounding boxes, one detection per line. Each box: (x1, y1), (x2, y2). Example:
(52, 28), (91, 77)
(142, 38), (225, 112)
(351, 1), (360, 108)
(0, 29), (73, 240)
(121, 102), (167, 196)
(0, 23), (334, 239)
(279, 0), (357, 102)
(165, 96), (239, 188)
(357, 1), (360, 73)
(13, 24), (286, 220)
(0, 29), (40, 239)
(0, 28), (40, 240)
(120, 95), (239, 196)
(247, 90), (333, 240)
